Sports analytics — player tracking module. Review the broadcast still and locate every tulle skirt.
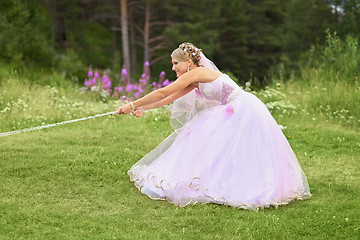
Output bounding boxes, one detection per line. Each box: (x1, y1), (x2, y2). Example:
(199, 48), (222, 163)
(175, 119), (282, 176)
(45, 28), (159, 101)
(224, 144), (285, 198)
(128, 92), (311, 210)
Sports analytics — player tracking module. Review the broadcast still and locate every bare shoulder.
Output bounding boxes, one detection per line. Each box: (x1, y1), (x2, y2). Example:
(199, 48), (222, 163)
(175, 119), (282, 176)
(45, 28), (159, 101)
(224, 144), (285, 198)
(191, 67), (222, 83)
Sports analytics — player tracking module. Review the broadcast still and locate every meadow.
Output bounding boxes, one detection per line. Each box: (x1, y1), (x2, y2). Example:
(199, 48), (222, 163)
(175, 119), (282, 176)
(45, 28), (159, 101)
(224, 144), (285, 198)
(0, 62), (359, 239)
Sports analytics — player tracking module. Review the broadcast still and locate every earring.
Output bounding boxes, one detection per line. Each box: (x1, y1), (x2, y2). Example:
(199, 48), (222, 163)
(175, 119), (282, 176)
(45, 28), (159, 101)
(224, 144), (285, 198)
(187, 65), (189, 72)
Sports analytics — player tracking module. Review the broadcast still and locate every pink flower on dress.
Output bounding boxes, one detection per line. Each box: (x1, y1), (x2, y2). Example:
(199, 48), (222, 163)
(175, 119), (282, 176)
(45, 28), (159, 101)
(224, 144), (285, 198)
(224, 105), (234, 116)
(195, 88), (203, 98)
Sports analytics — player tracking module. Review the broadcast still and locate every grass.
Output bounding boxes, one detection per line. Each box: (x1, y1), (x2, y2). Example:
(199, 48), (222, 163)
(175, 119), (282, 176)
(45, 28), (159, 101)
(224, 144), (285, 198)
(0, 69), (359, 239)
(0, 113), (359, 239)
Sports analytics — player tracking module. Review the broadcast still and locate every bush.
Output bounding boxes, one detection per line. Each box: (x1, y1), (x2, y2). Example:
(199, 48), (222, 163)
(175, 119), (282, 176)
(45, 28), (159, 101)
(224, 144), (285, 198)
(56, 49), (87, 83)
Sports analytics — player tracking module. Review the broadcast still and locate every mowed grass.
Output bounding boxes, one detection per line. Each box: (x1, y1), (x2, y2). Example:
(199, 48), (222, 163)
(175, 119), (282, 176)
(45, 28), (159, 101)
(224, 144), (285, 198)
(1, 111), (359, 239)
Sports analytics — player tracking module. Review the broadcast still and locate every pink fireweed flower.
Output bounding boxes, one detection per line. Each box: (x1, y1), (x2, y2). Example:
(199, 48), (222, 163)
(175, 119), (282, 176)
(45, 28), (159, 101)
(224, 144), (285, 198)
(94, 71), (99, 79)
(159, 71), (165, 84)
(121, 67), (128, 76)
(84, 80), (91, 87)
(122, 66), (128, 85)
(115, 86), (123, 92)
(224, 105), (234, 116)
(88, 69), (93, 77)
(143, 61), (151, 81)
(163, 79), (170, 87)
(125, 84), (133, 92)
(102, 82), (111, 90)
(102, 75), (109, 84)
(152, 82), (157, 87)
(92, 78), (97, 86)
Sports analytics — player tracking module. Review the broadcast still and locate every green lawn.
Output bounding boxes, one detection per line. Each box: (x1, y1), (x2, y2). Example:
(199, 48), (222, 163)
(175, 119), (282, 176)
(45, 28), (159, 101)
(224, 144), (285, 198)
(1, 111), (359, 239)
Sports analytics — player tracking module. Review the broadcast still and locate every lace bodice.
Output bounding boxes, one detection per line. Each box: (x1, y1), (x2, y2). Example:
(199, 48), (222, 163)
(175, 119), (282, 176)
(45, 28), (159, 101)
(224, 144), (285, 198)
(170, 74), (244, 131)
(199, 74), (244, 105)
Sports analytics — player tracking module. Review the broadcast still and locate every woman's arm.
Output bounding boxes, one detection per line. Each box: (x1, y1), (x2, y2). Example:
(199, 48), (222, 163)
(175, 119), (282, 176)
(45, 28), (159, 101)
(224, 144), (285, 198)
(117, 70), (200, 114)
(141, 85), (195, 111)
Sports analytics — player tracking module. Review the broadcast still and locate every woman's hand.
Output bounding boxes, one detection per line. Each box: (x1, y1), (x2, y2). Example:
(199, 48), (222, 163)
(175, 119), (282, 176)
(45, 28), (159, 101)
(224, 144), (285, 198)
(116, 103), (133, 114)
(132, 107), (144, 118)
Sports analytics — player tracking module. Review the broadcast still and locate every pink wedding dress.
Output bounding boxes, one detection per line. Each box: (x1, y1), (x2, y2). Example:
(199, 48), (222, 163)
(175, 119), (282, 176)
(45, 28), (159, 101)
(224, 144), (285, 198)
(127, 73), (311, 210)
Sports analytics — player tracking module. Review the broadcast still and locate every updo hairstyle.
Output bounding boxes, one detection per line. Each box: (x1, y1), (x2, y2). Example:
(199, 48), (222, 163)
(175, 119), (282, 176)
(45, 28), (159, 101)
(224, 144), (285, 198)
(171, 42), (203, 67)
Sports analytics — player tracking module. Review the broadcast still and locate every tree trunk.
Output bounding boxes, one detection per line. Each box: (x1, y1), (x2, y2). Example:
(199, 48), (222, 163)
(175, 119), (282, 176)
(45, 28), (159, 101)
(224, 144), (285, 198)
(112, 18), (118, 63)
(120, 0), (131, 79)
(129, 4), (137, 74)
(48, 0), (56, 49)
(144, 0), (150, 63)
(81, 1), (86, 49)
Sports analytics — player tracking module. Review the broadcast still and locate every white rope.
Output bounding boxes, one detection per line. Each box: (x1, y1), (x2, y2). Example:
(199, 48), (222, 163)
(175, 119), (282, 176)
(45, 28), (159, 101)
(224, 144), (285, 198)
(0, 111), (116, 138)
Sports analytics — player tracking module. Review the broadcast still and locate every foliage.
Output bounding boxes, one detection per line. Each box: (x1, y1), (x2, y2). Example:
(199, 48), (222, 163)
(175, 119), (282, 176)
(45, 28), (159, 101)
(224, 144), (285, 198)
(0, 0), (54, 67)
(82, 63), (172, 102)
(56, 49), (87, 82)
(276, 32), (360, 127)
(2, 0), (355, 85)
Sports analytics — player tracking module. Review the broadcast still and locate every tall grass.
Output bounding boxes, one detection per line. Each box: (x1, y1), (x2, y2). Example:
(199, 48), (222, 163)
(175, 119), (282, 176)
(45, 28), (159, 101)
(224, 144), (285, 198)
(0, 66), (118, 133)
(275, 33), (360, 127)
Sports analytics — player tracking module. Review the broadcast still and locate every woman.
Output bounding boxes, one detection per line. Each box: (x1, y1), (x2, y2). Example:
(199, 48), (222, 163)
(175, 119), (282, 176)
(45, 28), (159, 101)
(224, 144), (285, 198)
(116, 42), (311, 210)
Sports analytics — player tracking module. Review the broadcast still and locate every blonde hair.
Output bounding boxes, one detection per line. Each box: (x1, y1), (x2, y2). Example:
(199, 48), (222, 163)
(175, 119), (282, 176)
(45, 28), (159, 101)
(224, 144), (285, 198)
(171, 42), (203, 67)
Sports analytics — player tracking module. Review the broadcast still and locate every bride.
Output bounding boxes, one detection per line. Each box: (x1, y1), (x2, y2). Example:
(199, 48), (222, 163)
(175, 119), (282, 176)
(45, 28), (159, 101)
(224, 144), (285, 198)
(116, 42), (311, 210)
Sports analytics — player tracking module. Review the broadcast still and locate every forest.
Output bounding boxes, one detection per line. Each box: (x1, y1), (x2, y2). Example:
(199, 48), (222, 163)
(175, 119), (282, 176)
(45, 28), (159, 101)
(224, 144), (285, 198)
(2, 0), (360, 85)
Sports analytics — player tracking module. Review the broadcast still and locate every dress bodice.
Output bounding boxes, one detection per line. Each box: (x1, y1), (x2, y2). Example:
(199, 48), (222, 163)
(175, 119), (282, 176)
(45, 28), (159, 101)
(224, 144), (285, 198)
(199, 74), (244, 105)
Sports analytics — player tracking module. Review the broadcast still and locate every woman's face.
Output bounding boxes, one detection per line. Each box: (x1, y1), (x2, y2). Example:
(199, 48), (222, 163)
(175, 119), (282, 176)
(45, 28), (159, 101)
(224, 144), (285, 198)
(171, 57), (188, 78)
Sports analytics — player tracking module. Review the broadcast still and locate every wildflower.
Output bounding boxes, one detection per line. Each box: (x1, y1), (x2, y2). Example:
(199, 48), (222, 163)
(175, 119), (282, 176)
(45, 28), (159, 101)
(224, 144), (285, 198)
(143, 61), (151, 81)
(102, 75), (109, 84)
(126, 84), (132, 92)
(102, 82), (111, 90)
(121, 67), (128, 76)
(138, 86), (144, 93)
(163, 79), (170, 87)
(84, 80), (91, 87)
(122, 65), (128, 85)
(159, 71), (166, 84)
(94, 71), (99, 79)
(88, 69), (93, 77)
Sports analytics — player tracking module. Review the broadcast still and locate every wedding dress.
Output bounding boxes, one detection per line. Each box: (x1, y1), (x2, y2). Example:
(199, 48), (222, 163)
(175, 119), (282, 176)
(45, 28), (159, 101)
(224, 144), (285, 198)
(127, 54), (311, 210)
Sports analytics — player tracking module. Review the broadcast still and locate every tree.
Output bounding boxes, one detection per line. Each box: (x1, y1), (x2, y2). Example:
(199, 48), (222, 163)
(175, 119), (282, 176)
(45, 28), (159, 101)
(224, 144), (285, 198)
(218, 0), (249, 82)
(120, 0), (131, 78)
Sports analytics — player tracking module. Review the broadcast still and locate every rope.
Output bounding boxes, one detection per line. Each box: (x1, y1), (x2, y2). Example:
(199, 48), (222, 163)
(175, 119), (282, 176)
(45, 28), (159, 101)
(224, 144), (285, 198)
(0, 111), (116, 138)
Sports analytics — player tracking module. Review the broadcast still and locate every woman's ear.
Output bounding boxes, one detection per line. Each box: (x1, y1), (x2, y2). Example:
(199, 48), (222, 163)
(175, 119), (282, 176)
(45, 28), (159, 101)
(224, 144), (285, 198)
(187, 58), (193, 66)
